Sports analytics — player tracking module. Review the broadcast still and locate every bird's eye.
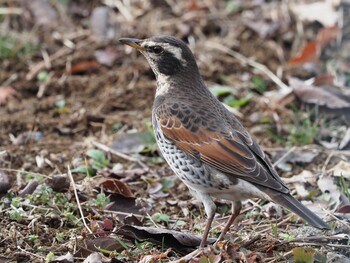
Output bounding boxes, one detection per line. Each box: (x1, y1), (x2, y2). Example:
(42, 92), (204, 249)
(151, 46), (163, 54)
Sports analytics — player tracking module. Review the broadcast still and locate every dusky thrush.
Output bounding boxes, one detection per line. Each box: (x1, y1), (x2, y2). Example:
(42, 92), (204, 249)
(119, 35), (330, 248)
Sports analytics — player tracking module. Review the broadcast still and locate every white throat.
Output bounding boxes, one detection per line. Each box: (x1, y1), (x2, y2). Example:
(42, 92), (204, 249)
(155, 73), (172, 96)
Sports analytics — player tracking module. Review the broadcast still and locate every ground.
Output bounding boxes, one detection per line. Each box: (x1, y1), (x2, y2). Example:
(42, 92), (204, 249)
(0, 1), (350, 262)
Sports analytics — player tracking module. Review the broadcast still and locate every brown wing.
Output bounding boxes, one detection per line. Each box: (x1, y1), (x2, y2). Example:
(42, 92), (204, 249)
(155, 102), (289, 194)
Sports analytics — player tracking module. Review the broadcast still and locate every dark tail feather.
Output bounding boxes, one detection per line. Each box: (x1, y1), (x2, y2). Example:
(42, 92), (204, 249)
(270, 193), (330, 230)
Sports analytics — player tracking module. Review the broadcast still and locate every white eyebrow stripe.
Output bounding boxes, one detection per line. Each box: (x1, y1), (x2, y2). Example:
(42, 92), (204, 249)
(142, 41), (187, 66)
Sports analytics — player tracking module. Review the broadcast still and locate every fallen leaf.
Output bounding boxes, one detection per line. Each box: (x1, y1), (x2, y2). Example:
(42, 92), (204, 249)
(65, 61), (99, 75)
(50, 252), (74, 263)
(47, 174), (70, 192)
(105, 195), (143, 219)
(98, 178), (134, 198)
(283, 170), (317, 185)
(18, 180), (39, 197)
(139, 248), (172, 263)
(312, 74), (336, 86)
(326, 252), (350, 263)
(123, 214), (143, 226)
(318, 176), (341, 206)
(11, 131), (44, 145)
(90, 219), (114, 236)
(83, 252), (102, 263)
(117, 225), (215, 253)
(330, 160), (350, 179)
(75, 237), (125, 258)
(288, 41), (321, 65)
(0, 87), (20, 105)
(291, 1), (338, 27)
(339, 128), (350, 150)
(316, 26), (340, 48)
(111, 131), (156, 154)
(272, 148), (320, 165)
(289, 78), (350, 109)
(337, 205), (350, 214)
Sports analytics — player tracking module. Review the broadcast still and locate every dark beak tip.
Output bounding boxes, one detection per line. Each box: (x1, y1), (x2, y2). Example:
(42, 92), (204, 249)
(119, 38), (141, 45)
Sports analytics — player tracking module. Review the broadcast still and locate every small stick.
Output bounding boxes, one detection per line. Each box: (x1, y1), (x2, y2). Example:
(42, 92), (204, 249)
(67, 166), (93, 234)
(26, 47), (71, 80)
(273, 146), (296, 167)
(91, 140), (147, 168)
(206, 41), (291, 93)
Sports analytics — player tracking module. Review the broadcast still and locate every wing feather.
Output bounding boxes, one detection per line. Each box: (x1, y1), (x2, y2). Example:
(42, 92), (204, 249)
(155, 104), (289, 193)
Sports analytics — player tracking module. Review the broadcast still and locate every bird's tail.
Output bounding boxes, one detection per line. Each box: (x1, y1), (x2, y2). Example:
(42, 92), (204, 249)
(268, 192), (330, 230)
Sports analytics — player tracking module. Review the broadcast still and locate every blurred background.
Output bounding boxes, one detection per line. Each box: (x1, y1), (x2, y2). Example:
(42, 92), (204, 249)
(0, 0), (349, 262)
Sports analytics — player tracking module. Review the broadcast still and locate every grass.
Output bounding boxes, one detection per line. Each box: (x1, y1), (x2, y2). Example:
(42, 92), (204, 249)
(267, 107), (322, 146)
(287, 111), (319, 146)
(0, 34), (38, 61)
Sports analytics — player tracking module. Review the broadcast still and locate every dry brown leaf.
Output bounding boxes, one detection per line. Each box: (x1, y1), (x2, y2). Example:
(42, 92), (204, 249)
(117, 225), (215, 253)
(139, 248), (172, 263)
(47, 175), (70, 192)
(283, 170), (318, 185)
(289, 78), (350, 109)
(51, 252), (74, 263)
(75, 237), (125, 258)
(288, 41), (321, 65)
(98, 178), (134, 198)
(330, 160), (350, 179)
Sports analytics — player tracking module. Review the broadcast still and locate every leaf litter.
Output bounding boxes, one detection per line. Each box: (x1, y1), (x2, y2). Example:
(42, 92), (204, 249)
(0, 0), (350, 262)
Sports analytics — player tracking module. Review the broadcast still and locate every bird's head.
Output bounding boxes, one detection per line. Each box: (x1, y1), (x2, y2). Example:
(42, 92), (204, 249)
(119, 35), (198, 77)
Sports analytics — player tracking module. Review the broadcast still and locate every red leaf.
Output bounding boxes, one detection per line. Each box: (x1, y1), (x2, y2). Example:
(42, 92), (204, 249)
(317, 25), (340, 48)
(337, 205), (350, 214)
(288, 41), (321, 65)
(65, 61), (99, 74)
(313, 74), (335, 86)
(98, 178), (134, 198)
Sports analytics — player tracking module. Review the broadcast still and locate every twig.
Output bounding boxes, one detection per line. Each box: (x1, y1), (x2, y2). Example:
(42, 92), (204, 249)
(321, 150), (334, 176)
(26, 47), (71, 80)
(67, 166), (92, 234)
(0, 7), (22, 15)
(205, 41), (291, 93)
(273, 146), (296, 167)
(241, 235), (261, 248)
(26, 40), (92, 80)
(91, 140), (147, 168)
(17, 246), (44, 260)
(1, 73), (18, 87)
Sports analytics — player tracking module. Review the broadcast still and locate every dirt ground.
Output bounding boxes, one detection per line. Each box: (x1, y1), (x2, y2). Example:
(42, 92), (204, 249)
(0, 0), (350, 262)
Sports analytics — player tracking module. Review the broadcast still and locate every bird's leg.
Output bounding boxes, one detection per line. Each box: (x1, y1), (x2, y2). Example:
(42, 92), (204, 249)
(193, 191), (217, 249)
(214, 201), (242, 246)
(199, 213), (215, 249)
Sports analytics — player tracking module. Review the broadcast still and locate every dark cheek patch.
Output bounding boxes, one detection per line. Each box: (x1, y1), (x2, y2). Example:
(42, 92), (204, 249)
(158, 52), (183, 75)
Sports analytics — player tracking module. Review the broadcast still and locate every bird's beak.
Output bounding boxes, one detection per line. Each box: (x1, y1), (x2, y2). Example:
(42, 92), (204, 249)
(119, 38), (145, 51)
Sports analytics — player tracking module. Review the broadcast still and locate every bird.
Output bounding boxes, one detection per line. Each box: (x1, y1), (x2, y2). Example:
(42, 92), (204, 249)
(119, 35), (330, 248)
